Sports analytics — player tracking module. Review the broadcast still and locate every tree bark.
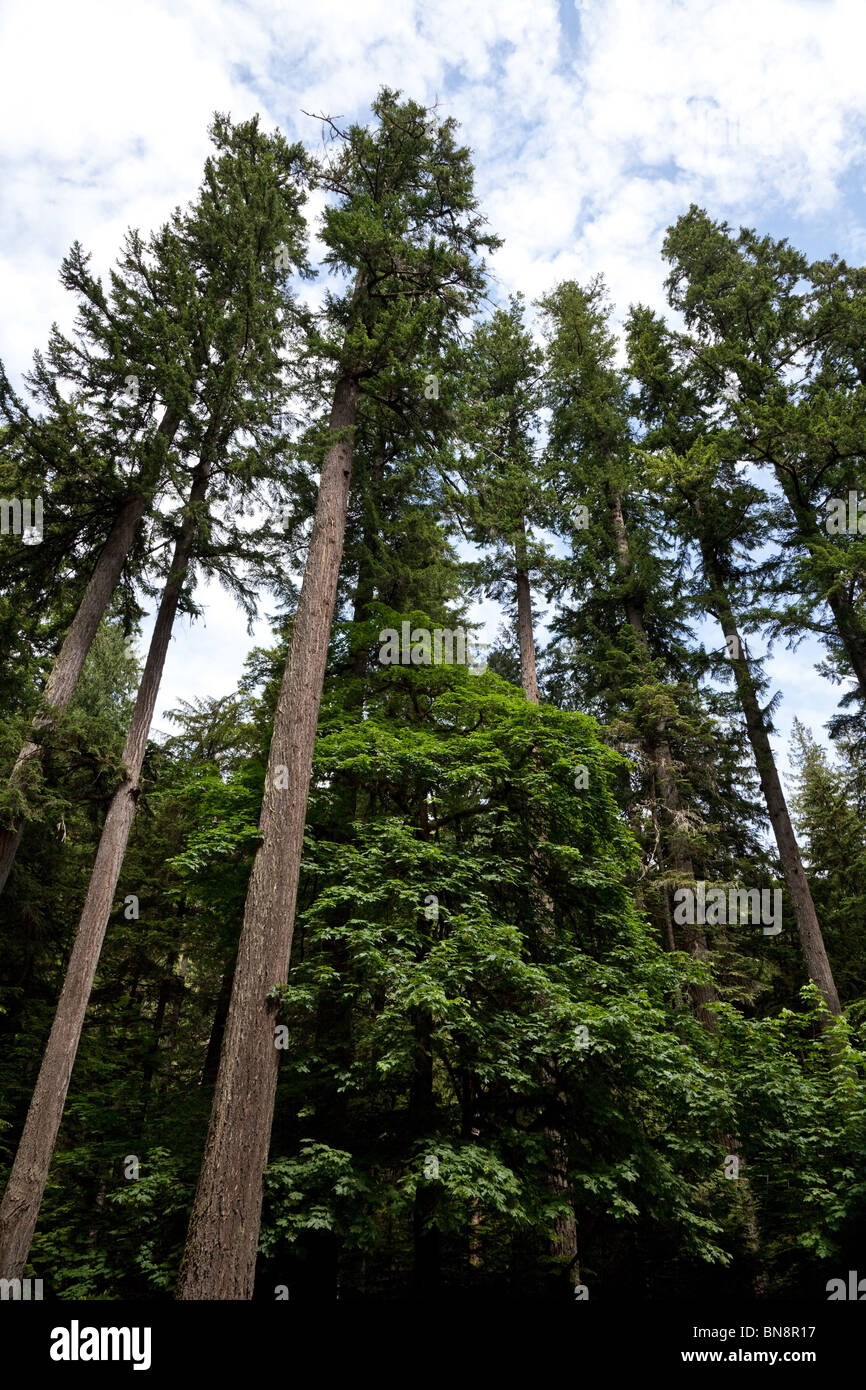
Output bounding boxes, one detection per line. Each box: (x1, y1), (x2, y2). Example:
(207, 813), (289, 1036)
(0, 401), (185, 895)
(0, 460), (210, 1279)
(177, 372), (360, 1301)
(515, 528), (579, 1288)
(461, 1073), (483, 1272)
(515, 516), (540, 705)
(346, 454), (384, 687)
(700, 547), (841, 1016)
(410, 1009), (440, 1296)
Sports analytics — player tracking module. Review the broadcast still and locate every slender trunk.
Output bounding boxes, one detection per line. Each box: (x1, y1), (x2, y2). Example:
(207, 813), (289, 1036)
(515, 531), (579, 1286)
(158, 956), (188, 1078)
(0, 402), (185, 895)
(0, 462), (209, 1278)
(348, 453), (384, 686)
(461, 1074), (483, 1272)
(607, 488), (651, 644)
(548, 1126), (579, 1277)
(137, 975), (174, 1133)
(661, 886), (678, 954)
(515, 516), (540, 705)
(177, 372), (360, 1300)
(199, 968), (235, 1088)
(349, 576), (374, 683)
(149, 955), (189, 1114)
(410, 1010), (440, 1296)
(700, 547), (840, 1015)
(135, 952), (188, 1136)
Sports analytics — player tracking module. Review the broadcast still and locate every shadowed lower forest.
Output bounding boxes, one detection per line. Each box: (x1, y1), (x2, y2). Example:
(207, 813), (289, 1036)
(1, 90), (865, 1304)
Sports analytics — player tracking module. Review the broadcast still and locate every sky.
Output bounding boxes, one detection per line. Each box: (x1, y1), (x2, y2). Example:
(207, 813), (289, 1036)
(1, 0), (864, 778)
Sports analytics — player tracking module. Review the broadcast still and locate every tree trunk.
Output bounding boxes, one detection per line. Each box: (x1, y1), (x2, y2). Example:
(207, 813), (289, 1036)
(548, 1129), (579, 1278)
(701, 547), (840, 1016)
(0, 402), (185, 895)
(515, 516), (540, 704)
(410, 1009), (440, 1296)
(136, 973), (174, 1134)
(461, 1073), (483, 1273)
(199, 967), (235, 1088)
(515, 528), (579, 1288)
(0, 461), (210, 1279)
(347, 453), (384, 686)
(157, 955), (188, 1088)
(177, 372), (360, 1301)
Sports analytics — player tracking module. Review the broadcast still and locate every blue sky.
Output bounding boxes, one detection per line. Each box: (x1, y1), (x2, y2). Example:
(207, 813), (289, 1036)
(1, 0), (864, 784)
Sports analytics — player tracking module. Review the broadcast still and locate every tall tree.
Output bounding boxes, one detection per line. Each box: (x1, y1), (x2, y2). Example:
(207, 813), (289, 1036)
(542, 279), (779, 1277)
(450, 295), (547, 701)
(789, 720), (866, 1000)
(0, 112), (308, 893)
(540, 278), (723, 1022)
(661, 206), (866, 705)
(0, 115), (310, 1279)
(626, 296), (841, 1015)
(178, 89), (497, 1300)
(649, 434), (841, 1017)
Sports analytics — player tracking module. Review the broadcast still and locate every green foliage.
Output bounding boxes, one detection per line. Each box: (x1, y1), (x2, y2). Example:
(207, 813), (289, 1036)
(0, 103), (863, 1305)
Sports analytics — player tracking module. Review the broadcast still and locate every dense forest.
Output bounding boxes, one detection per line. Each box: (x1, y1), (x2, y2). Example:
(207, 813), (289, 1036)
(1, 89), (865, 1303)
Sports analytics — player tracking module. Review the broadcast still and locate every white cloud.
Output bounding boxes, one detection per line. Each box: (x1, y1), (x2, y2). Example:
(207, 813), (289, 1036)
(2, 0), (864, 739)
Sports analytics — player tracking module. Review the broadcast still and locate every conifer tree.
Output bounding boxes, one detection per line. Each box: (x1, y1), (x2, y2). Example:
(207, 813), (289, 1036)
(178, 89), (497, 1300)
(0, 116), (309, 1279)
(626, 295), (841, 1014)
(447, 294), (588, 1278)
(789, 719), (866, 1000)
(4, 98), (866, 1311)
(541, 280), (776, 1272)
(648, 435), (841, 1016)
(450, 295), (547, 701)
(661, 206), (866, 706)
(0, 114), (309, 893)
(539, 278), (722, 1021)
